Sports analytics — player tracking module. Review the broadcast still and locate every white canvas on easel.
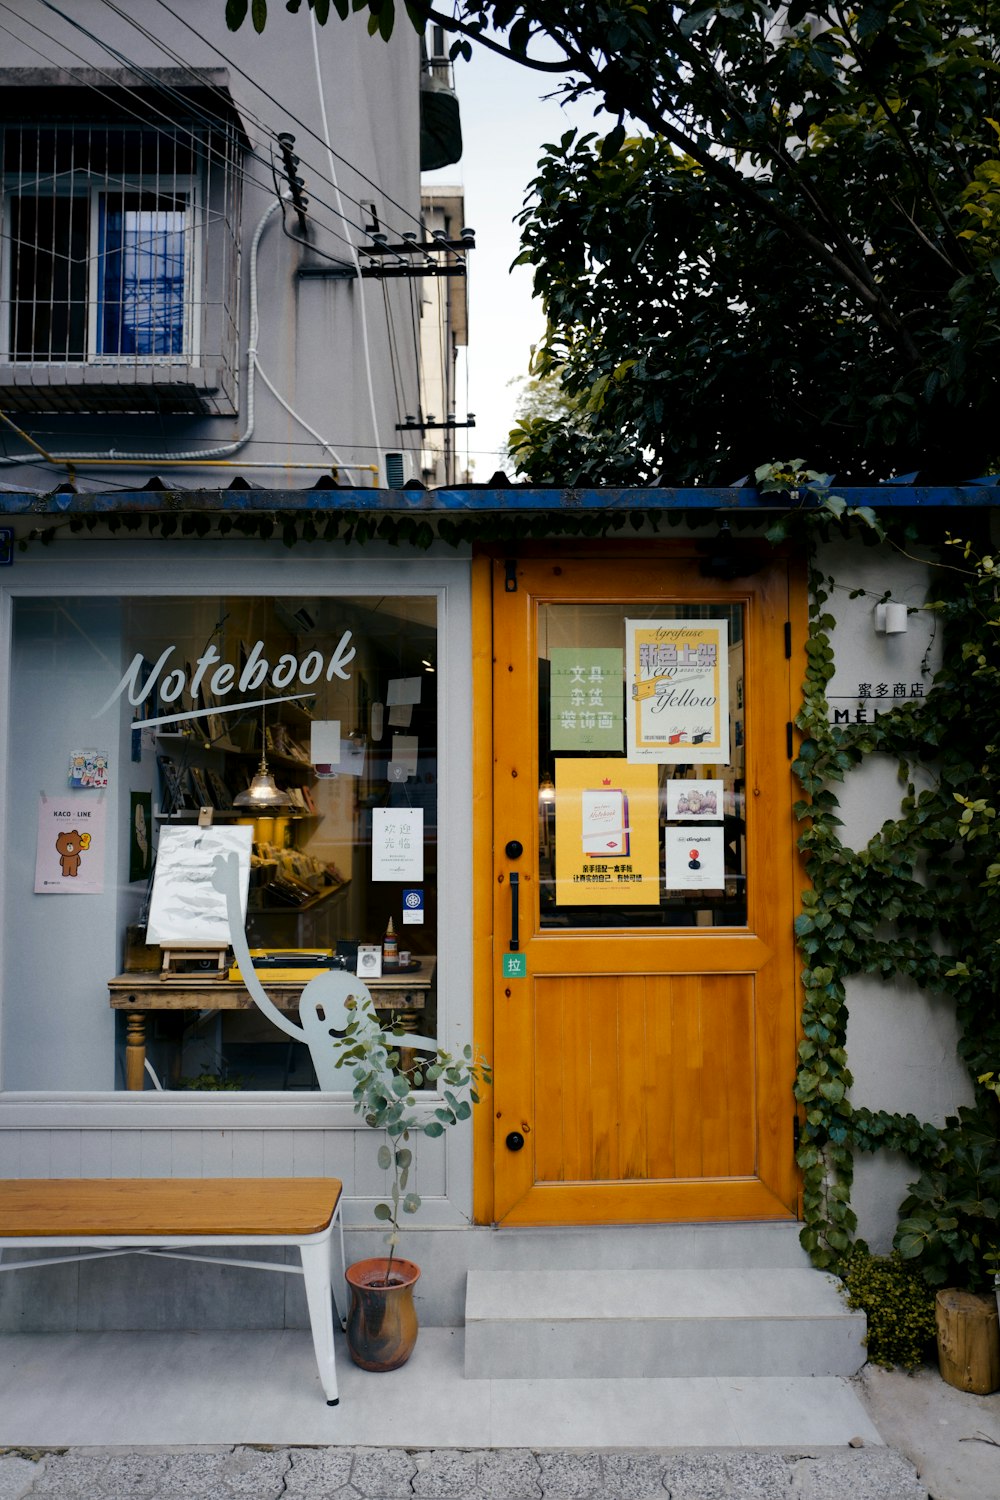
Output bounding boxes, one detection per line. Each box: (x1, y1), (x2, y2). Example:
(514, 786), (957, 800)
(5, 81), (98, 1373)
(146, 825), (253, 946)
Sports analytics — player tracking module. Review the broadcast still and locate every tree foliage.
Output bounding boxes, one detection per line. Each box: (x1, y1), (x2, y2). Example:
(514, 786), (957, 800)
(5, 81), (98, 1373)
(228, 0), (1000, 484)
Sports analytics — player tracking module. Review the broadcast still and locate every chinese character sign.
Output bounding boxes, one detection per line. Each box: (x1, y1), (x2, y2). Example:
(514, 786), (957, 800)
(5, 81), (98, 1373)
(554, 759), (660, 907)
(372, 808), (424, 882)
(549, 648), (624, 751)
(625, 620), (730, 764)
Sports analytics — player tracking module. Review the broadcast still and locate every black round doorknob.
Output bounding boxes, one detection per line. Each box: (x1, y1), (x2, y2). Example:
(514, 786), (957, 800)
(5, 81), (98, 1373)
(505, 840), (524, 859)
(505, 1131), (525, 1152)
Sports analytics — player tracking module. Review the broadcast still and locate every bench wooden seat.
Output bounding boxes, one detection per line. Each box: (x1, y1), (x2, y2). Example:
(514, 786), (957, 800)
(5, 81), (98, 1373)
(0, 1177), (345, 1406)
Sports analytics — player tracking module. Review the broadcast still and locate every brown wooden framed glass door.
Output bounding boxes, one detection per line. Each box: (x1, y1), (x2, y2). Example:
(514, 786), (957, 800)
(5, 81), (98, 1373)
(490, 547), (802, 1226)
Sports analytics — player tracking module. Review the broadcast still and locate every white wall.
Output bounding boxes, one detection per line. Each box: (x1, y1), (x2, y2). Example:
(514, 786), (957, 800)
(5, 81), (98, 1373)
(815, 536), (972, 1248)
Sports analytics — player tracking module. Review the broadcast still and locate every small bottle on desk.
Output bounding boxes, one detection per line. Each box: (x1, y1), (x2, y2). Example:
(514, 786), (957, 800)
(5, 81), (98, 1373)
(382, 917), (399, 967)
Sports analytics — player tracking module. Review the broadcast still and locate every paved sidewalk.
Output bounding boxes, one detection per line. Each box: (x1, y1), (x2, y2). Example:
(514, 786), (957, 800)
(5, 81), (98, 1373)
(0, 1445), (927, 1500)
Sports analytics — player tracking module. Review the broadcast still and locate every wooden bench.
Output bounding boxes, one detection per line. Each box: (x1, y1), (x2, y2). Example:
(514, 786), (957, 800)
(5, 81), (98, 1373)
(0, 1177), (346, 1405)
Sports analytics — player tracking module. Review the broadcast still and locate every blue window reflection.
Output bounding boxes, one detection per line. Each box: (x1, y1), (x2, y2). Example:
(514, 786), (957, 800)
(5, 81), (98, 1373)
(98, 194), (187, 356)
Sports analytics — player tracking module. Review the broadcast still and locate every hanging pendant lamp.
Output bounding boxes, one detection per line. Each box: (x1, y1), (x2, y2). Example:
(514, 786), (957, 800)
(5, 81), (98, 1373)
(233, 699), (294, 810)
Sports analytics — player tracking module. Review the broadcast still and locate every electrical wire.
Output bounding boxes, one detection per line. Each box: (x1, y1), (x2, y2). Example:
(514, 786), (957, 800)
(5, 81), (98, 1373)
(83, 0), (430, 250)
(144, 0), (426, 235)
(0, 4), (384, 261)
(0, 0), (444, 475)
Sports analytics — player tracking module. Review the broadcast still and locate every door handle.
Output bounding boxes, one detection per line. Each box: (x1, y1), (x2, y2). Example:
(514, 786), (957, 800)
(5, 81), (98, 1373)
(509, 871), (519, 951)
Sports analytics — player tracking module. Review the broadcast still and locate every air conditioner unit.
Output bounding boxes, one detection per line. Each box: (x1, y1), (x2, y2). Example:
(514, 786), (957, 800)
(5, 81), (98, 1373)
(384, 451), (415, 488)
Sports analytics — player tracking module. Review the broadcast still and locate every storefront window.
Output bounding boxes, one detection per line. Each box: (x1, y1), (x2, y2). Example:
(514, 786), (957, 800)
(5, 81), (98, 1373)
(537, 602), (747, 929)
(4, 592), (438, 1091)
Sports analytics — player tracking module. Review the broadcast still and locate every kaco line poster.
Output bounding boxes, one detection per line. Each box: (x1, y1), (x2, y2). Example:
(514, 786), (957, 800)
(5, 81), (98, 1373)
(625, 619), (730, 764)
(553, 759), (660, 907)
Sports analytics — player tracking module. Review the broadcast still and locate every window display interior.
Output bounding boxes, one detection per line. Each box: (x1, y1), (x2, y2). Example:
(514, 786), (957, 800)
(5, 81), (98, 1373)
(5, 592), (438, 1092)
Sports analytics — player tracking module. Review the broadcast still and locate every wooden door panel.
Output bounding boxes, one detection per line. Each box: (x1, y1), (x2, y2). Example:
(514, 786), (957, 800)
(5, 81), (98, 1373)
(531, 973), (756, 1184)
(490, 549), (802, 1227)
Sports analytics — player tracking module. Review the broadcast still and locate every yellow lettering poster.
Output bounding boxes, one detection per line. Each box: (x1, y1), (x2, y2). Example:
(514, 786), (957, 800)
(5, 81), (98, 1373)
(626, 619), (730, 764)
(554, 760), (660, 906)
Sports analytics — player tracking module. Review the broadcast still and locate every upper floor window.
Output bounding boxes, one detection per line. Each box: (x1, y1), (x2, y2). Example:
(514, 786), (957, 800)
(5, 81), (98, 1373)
(3, 125), (198, 364)
(0, 89), (245, 416)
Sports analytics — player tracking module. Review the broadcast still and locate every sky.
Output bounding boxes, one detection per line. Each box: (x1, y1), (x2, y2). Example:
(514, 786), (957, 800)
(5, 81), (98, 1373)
(421, 42), (598, 479)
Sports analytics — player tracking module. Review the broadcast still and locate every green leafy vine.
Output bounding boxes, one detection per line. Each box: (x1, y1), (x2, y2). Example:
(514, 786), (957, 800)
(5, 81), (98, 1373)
(792, 527), (1000, 1285)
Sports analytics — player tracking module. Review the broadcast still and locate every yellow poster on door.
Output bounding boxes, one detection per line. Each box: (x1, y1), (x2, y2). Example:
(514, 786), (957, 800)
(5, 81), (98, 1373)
(625, 619), (730, 764)
(554, 759), (660, 906)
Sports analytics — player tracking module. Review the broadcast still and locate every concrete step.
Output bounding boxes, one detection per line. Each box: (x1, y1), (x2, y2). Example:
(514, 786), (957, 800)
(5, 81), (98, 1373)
(464, 1267), (866, 1380)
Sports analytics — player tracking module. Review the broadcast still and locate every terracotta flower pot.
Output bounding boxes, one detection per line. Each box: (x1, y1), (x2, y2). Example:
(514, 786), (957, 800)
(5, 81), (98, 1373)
(344, 1257), (420, 1371)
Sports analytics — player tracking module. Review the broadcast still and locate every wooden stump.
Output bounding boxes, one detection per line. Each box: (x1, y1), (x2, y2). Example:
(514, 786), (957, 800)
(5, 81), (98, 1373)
(935, 1288), (1000, 1394)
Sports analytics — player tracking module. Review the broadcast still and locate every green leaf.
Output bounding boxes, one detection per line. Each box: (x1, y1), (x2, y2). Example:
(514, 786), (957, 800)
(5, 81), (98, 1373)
(373, 1202), (393, 1221)
(377, 1144), (392, 1170)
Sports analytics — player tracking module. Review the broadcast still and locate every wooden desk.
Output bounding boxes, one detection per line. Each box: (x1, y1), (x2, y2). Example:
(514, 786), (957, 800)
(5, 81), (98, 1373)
(109, 961), (435, 1091)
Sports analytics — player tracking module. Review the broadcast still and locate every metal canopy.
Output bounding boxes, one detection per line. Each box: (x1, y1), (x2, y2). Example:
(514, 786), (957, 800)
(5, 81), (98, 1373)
(0, 484), (997, 517)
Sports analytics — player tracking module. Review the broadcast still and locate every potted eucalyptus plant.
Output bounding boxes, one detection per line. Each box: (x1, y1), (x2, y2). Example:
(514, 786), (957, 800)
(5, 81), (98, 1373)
(330, 993), (491, 1371)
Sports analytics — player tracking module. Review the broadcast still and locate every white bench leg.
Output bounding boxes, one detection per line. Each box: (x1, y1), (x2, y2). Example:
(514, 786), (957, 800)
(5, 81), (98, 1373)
(299, 1238), (339, 1406)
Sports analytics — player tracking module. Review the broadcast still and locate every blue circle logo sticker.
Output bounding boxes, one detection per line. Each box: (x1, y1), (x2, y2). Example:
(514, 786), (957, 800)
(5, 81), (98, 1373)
(402, 888), (424, 924)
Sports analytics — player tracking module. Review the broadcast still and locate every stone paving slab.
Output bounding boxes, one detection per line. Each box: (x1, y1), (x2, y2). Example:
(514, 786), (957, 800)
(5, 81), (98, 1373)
(0, 1446), (928, 1500)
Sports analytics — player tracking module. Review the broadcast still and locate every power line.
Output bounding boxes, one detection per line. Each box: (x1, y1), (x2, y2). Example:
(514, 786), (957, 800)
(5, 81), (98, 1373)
(9, 0), (425, 259)
(143, 0), (426, 238)
(0, 11), (368, 270)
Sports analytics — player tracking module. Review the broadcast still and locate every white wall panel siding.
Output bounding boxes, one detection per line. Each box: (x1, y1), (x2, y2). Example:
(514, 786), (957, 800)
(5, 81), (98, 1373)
(79, 1130), (113, 1177)
(230, 1130), (265, 1177)
(138, 1131), (174, 1177)
(168, 1132), (205, 1177)
(110, 1131), (143, 1178)
(16, 1133), (52, 1177)
(291, 1131), (327, 1177)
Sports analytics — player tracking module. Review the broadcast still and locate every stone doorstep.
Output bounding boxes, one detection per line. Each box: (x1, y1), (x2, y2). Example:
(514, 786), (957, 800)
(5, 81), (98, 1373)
(464, 1267), (867, 1380)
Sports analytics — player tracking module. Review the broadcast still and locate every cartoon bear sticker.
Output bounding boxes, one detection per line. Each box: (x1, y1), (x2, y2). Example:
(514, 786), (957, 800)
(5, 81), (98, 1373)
(55, 829), (91, 877)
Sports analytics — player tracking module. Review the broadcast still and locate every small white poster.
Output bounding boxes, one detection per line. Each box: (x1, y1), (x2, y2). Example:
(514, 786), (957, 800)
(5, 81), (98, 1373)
(388, 733), (419, 783)
(387, 677), (422, 706)
(310, 720), (341, 775)
(336, 737), (366, 777)
(664, 827), (725, 890)
(35, 795), (107, 894)
(666, 779), (724, 821)
(372, 807), (424, 882)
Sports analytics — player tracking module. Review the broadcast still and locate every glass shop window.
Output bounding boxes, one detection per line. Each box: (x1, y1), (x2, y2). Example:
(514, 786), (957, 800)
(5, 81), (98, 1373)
(2, 594), (438, 1092)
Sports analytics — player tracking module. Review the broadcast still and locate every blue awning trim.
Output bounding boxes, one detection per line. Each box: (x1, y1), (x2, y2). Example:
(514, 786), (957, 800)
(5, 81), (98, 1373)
(0, 483), (998, 516)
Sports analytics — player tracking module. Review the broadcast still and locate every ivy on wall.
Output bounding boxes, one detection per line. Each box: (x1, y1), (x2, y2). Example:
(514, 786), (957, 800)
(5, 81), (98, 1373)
(792, 529), (1000, 1288)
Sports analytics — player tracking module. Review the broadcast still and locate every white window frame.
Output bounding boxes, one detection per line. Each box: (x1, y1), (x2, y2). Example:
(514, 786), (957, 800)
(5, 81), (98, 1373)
(86, 175), (200, 363)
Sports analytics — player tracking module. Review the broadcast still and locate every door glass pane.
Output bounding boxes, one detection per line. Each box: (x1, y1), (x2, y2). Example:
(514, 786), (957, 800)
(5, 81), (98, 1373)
(538, 603), (747, 929)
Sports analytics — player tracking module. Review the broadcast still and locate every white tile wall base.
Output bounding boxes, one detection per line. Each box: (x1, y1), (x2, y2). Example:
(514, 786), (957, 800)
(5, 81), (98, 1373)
(0, 1328), (882, 1449)
(464, 1269), (867, 1380)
